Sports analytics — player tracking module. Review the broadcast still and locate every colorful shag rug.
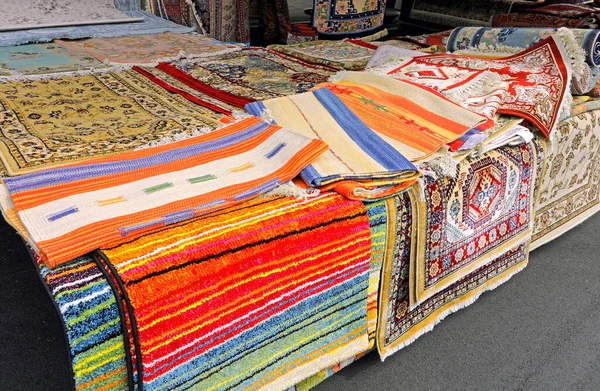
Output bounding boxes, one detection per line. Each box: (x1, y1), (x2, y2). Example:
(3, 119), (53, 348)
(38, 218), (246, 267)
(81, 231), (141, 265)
(268, 39), (378, 71)
(0, 0), (141, 32)
(377, 190), (532, 359)
(312, 0), (387, 40)
(368, 36), (572, 139)
(0, 69), (231, 176)
(98, 194), (372, 390)
(158, 48), (338, 108)
(0, 117), (327, 267)
(56, 33), (241, 66)
(35, 252), (129, 391)
(246, 85), (423, 200)
(316, 72), (489, 160)
(410, 141), (544, 306)
(34, 191), (389, 391)
(0, 43), (110, 77)
(532, 109), (600, 248)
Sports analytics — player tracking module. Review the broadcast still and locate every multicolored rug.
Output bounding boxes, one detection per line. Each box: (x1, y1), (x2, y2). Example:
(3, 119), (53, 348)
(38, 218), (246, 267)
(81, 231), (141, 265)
(147, 0), (192, 26)
(34, 189), (390, 391)
(314, 72), (489, 161)
(56, 33), (241, 65)
(410, 141), (543, 306)
(0, 69), (231, 176)
(0, 43), (110, 78)
(35, 252), (129, 391)
(246, 86), (422, 200)
(312, 0), (387, 40)
(369, 36), (572, 139)
(98, 193), (372, 391)
(208, 0), (251, 43)
(1, 0), (142, 32)
(0, 117), (327, 267)
(268, 39), (377, 71)
(377, 189), (531, 358)
(532, 110), (600, 248)
(157, 48), (338, 108)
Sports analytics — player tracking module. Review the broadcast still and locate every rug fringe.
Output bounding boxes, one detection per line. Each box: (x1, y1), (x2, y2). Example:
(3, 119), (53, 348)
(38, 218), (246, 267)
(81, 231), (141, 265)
(379, 259), (529, 361)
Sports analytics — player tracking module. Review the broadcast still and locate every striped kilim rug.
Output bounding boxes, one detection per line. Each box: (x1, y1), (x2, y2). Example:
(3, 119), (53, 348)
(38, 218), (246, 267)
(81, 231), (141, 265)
(0, 117), (327, 267)
(313, 73), (490, 161)
(246, 87), (421, 200)
(98, 194), (372, 391)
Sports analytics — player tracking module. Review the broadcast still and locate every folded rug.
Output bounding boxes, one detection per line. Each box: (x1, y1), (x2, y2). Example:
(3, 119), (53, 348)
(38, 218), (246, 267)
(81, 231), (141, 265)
(246, 87), (421, 200)
(0, 117), (327, 267)
(56, 33), (241, 66)
(313, 72), (490, 160)
(409, 139), (544, 307)
(0, 0), (142, 32)
(0, 69), (233, 176)
(156, 48), (338, 108)
(98, 193), (372, 391)
(368, 36), (572, 139)
(0, 43), (110, 78)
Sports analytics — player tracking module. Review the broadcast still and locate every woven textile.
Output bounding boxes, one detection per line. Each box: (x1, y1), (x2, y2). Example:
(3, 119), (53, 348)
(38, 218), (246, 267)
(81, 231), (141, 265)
(0, 11), (195, 48)
(148, 0), (192, 26)
(0, 0), (141, 32)
(447, 27), (600, 67)
(532, 110), (600, 248)
(209, 0), (250, 43)
(569, 96), (600, 117)
(0, 70), (230, 176)
(36, 253), (129, 391)
(369, 36), (572, 138)
(410, 141), (543, 306)
(158, 48), (337, 108)
(269, 40), (378, 71)
(312, 0), (387, 40)
(98, 194), (372, 391)
(377, 191), (531, 359)
(314, 72), (489, 160)
(56, 33), (241, 65)
(0, 117), (327, 267)
(0, 43), (109, 77)
(246, 87), (421, 200)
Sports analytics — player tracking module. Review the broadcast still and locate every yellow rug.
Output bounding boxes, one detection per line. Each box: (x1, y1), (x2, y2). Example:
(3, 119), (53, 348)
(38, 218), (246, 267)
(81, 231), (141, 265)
(0, 69), (231, 175)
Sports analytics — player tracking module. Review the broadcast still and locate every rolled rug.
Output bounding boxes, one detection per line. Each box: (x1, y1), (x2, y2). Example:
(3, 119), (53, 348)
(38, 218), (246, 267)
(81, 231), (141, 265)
(447, 27), (600, 67)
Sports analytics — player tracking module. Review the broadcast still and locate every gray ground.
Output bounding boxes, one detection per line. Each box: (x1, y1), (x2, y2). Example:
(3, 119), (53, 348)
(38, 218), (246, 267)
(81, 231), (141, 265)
(315, 213), (600, 391)
(289, 0), (313, 23)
